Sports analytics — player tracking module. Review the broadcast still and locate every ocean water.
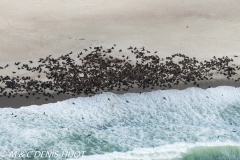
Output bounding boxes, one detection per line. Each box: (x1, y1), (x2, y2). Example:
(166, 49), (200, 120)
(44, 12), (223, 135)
(0, 86), (240, 160)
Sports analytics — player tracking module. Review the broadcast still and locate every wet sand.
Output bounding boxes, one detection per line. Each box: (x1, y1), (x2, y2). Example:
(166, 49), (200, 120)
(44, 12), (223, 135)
(1, 79), (239, 108)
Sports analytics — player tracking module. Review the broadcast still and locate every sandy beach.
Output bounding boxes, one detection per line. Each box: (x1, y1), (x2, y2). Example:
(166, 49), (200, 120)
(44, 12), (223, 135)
(0, 0), (240, 108)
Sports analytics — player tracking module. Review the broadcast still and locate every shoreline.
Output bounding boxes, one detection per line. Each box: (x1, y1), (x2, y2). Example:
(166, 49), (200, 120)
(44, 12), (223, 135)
(1, 0), (240, 108)
(0, 46), (239, 108)
(1, 79), (240, 108)
(1, 1), (240, 159)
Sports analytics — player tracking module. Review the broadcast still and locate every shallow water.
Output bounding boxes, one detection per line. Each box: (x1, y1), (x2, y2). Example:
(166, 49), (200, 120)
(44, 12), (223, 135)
(0, 86), (240, 159)
(178, 145), (240, 160)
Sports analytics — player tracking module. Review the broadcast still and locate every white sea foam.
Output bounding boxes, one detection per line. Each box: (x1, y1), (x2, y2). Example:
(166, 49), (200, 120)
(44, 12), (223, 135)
(74, 141), (240, 160)
(0, 86), (240, 159)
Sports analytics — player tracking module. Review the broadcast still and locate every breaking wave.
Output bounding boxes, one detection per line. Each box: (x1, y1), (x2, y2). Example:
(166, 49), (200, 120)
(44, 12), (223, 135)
(0, 86), (240, 159)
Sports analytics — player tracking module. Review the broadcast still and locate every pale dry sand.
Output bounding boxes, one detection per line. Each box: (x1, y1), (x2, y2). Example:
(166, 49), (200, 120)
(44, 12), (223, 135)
(0, 0), (240, 62)
(0, 0), (240, 108)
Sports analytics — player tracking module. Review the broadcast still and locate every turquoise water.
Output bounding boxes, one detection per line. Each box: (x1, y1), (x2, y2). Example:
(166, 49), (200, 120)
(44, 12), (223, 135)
(0, 86), (240, 160)
(178, 146), (240, 160)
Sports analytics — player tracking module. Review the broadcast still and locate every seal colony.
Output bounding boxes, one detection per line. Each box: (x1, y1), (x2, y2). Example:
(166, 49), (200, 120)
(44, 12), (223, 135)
(0, 45), (239, 105)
